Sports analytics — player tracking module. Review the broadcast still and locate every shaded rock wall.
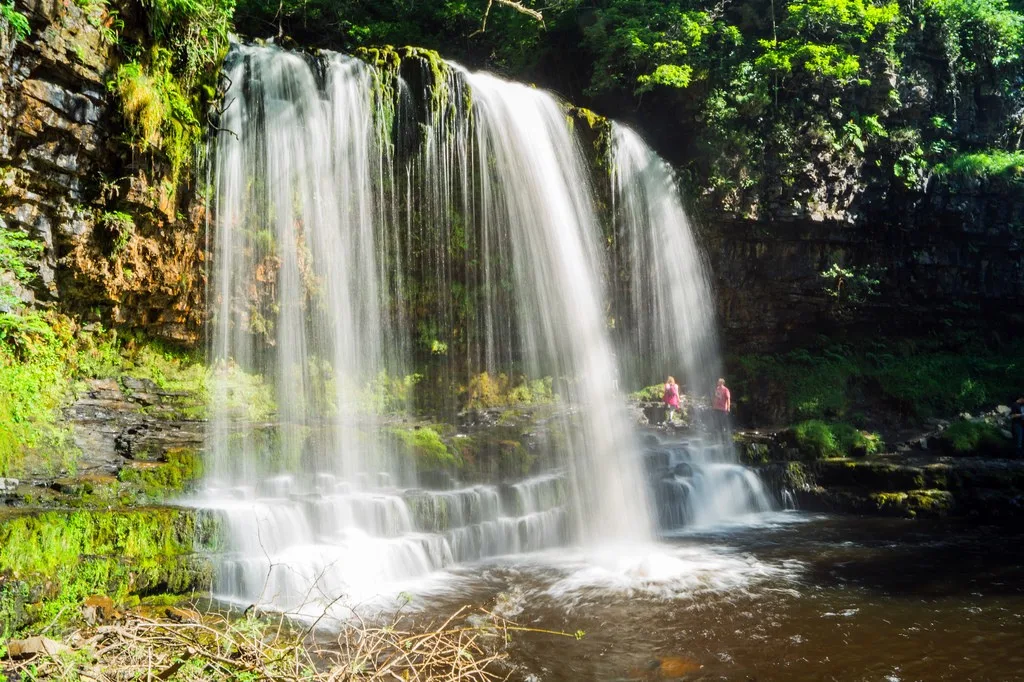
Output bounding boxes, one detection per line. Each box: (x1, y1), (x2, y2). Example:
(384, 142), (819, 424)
(0, 0), (203, 344)
(706, 178), (1024, 353)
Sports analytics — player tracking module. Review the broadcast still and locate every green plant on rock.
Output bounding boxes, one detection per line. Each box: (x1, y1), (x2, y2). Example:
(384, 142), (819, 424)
(110, 49), (202, 192)
(940, 419), (1010, 455)
(0, 221), (42, 312)
(0, 0), (29, 40)
(464, 372), (555, 409)
(820, 262), (883, 317)
(934, 149), (1024, 182)
(792, 419), (839, 458)
(792, 419), (883, 458)
(117, 447), (204, 498)
(100, 210), (136, 259)
(831, 421), (883, 456)
(392, 426), (462, 472)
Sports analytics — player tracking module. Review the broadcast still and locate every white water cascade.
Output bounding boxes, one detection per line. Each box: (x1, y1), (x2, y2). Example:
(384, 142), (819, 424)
(609, 123), (720, 396)
(609, 124), (776, 528)
(203, 44), (655, 616)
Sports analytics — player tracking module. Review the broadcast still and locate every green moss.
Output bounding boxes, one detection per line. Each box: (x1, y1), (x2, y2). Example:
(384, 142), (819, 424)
(740, 441), (771, 465)
(871, 489), (954, 518)
(117, 447), (203, 499)
(0, 508), (217, 634)
(785, 461), (809, 489)
(392, 426), (462, 471)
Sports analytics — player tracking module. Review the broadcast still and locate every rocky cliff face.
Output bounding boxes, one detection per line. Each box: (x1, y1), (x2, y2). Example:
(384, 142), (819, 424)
(706, 176), (1024, 353)
(0, 0), (203, 344)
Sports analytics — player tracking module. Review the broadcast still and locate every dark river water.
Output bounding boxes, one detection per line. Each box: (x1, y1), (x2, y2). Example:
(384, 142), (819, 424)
(397, 513), (1024, 681)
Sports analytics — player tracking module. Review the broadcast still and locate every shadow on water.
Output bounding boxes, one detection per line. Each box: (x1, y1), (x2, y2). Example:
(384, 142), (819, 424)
(786, 517), (1024, 598)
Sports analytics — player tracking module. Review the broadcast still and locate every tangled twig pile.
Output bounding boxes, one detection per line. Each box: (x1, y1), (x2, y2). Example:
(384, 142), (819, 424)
(2, 604), (572, 681)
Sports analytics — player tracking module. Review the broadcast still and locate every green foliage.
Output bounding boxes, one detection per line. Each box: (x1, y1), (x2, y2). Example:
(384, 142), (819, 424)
(100, 210), (136, 258)
(940, 418), (1009, 455)
(831, 421), (884, 456)
(106, 0), (233, 196)
(792, 419), (883, 457)
(738, 338), (1024, 422)
(392, 426), (462, 471)
(0, 313), (85, 476)
(630, 384), (667, 402)
(926, 0), (1024, 79)
(0, 508), (215, 635)
(463, 372), (554, 409)
(934, 149), (1024, 181)
(756, 0), (903, 83)
(110, 50), (202, 191)
(0, 220), (42, 311)
(0, 0), (29, 40)
(0, 310), (221, 476)
(579, 1), (716, 95)
(820, 262), (883, 317)
(792, 419), (839, 457)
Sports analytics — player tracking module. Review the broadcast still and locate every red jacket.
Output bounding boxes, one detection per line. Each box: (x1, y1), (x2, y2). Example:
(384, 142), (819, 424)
(713, 386), (731, 412)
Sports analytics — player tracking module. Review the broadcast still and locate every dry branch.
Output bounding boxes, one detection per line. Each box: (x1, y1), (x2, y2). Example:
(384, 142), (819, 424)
(1, 604), (575, 682)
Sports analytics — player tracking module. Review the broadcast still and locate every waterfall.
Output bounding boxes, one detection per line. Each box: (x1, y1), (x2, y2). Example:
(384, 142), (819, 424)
(204, 44), (654, 616)
(608, 124), (776, 527)
(609, 124), (720, 400)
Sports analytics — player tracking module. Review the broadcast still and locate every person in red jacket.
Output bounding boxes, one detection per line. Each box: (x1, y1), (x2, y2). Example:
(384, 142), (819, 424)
(663, 376), (681, 424)
(712, 378), (731, 436)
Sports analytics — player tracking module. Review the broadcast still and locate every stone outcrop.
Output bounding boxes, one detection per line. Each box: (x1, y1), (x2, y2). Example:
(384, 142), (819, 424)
(741, 429), (1024, 520)
(64, 377), (204, 476)
(1, 0), (203, 343)
(706, 177), (1024, 353)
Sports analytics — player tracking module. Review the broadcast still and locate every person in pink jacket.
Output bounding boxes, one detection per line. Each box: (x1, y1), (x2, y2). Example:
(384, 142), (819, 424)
(663, 376), (681, 424)
(712, 377), (731, 436)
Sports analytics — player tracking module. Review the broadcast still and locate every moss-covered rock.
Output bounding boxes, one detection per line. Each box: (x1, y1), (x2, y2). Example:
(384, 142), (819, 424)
(870, 489), (955, 518)
(390, 425), (463, 473)
(0, 506), (218, 636)
(117, 446), (203, 499)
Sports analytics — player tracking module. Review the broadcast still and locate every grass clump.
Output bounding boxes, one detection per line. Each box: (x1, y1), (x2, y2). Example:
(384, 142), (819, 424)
(935, 150), (1024, 182)
(940, 419), (1010, 455)
(792, 419), (838, 458)
(792, 419), (884, 458)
